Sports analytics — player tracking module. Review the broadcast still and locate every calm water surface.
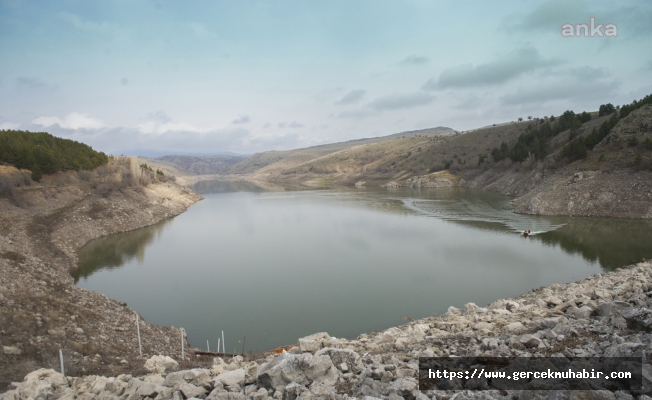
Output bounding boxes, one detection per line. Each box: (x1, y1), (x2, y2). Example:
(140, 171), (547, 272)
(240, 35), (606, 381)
(74, 183), (652, 352)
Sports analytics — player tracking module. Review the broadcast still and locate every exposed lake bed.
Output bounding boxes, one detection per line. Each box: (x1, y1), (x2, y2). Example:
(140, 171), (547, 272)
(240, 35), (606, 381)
(74, 183), (652, 352)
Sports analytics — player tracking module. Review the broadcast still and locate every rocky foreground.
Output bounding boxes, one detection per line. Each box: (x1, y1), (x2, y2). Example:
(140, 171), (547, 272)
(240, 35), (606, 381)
(0, 174), (202, 386)
(5, 261), (652, 400)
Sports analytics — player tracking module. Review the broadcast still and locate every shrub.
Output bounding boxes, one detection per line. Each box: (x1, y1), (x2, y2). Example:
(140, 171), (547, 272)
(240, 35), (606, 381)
(628, 135), (639, 147)
(598, 103), (616, 116)
(78, 170), (95, 182)
(645, 137), (652, 150)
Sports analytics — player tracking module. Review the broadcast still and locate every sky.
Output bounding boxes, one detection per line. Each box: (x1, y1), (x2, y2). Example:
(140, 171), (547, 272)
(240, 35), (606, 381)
(1, 0), (651, 156)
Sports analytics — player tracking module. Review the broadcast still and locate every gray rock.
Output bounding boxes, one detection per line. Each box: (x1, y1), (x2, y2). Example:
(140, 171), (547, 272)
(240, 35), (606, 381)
(566, 305), (593, 319)
(315, 347), (364, 374)
(144, 355), (179, 374)
(383, 377), (418, 400)
(3, 346), (22, 355)
(282, 382), (305, 400)
(297, 332), (332, 353)
(594, 301), (632, 318)
(179, 383), (208, 399)
(519, 334), (542, 348)
(137, 382), (166, 397)
(12, 369), (69, 400)
(257, 352), (340, 392)
(253, 388), (269, 400)
(213, 369), (245, 388)
(621, 308), (652, 331)
(209, 393), (246, 400)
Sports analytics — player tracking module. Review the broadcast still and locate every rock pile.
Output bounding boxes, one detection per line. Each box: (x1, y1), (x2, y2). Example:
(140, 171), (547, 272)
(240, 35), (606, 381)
(4, 261), (652, 400)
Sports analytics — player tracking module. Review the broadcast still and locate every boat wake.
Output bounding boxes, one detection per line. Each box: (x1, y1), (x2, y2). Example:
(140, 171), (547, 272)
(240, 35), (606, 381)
(403, 198), (565, 235)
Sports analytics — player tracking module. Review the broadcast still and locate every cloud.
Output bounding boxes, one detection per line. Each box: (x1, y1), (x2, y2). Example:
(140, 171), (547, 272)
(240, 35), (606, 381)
(134, 111), (210, 134)
(504, 0), (587, 33)
(32, 113), (106, 130)
(398, 55), (429, 66)
(568, 66), (609, 82)
(335, 90), (366, 105)
(16, 77), (47, 90)
(57, 11), (124, 38)
(278, 121), (304, 128)
(0, 122), (21, 130)
(500, 77), (620, 105)
(232, 115), (250, 124)
(367, 92), (434, 111)
(335, 109), (375, 119)
(137, 121), (207, 134)
(422, 47), (561, 90)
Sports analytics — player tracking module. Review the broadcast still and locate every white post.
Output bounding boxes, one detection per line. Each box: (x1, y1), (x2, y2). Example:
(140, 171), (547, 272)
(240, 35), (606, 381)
(207, 340), (209, 352)
(181, 329), (185, 360)
(136, 314), (142, 357)
(59, 349), (64, 376)
(222, 331), (225, 353)
(217, 339), (220, 354)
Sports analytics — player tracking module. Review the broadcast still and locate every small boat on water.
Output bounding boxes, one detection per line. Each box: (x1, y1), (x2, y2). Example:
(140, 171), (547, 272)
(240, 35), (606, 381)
(522, 230), (532, 237)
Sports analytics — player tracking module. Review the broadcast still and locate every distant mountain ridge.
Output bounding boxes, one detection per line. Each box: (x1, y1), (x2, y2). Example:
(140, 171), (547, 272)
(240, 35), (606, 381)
(155, 155), (247, 175)
(156, 126), (455, 176)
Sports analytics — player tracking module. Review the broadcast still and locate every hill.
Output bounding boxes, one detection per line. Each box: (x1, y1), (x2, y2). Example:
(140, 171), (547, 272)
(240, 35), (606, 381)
(225, 126), (455, 175)
(221, 95), (652, 218)
(155, 155), (247, 175)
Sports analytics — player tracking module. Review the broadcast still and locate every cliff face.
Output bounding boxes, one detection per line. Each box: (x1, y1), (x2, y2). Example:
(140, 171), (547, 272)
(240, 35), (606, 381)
(0, 180), (201, 387)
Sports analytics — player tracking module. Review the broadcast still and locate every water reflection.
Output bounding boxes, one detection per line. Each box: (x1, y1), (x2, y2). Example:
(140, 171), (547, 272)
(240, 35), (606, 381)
(535, 217), (652, 271)
(73, 219), (173, 283)
(396, 187), (652, 270)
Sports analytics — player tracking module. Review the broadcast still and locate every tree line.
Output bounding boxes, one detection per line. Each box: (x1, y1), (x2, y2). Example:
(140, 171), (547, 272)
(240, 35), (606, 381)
(491, 94), (652, 164)
(0, 130), (108, 181)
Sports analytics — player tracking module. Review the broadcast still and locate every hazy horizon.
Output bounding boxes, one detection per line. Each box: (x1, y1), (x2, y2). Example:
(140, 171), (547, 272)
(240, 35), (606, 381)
(1, 0), (651, 156)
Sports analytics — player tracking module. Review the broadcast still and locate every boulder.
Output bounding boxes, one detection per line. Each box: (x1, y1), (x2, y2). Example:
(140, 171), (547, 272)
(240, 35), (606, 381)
(213, 369), (245, 388)
(3, 346), (22, 355)
(503, 322), (525, 333)
(179, 383), (208, 399)
(136, 382), (166, 397)
(383, 377), (418, 400)
(144, 355), (179, 374)
(519, 334), (542, 349)
(252, 388), (269, 400)
(297, 332), (337, 353)
(315, 347), (363, 374)
(565, 305), (593, 320)
(257, 351), (340, 392)
(622, 308), (652, 331)
(13, 369), (69, 400)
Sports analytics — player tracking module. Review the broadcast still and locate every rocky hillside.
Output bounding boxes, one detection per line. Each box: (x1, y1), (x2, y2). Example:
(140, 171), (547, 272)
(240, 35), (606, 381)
(0, 158), (202, 388)
(215, 97), (652, 219)
(5, 261), (652, 399)
(463, 104), (652, 218)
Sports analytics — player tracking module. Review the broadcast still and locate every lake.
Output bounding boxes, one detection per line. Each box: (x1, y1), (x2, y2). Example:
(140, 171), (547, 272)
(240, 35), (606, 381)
(74, 182), (652, 352)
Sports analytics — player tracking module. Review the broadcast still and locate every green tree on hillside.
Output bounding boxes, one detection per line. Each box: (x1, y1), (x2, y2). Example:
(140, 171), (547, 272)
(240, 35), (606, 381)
(0, 130), (108, 181)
